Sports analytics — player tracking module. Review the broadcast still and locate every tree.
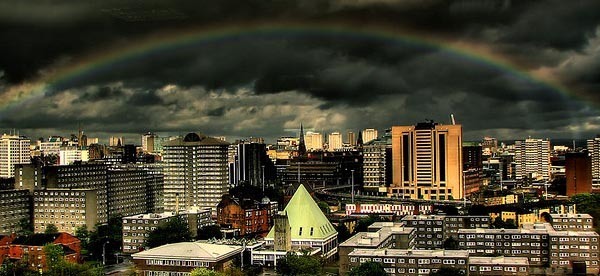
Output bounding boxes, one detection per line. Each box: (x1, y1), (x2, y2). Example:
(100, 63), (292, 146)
(197, 225), (223, 240)
(44, 224), (59, 234)
(348, 261), (386, 276)
(336, 223), (351, 243)
(87, 216), (123, 263)
(146, 216), (191, 248)
(75, 225), (90, 254)
(17, 218), (33, 236)
(352, 215), (383, 234)
(276, 253), (322, 276)
(317, 201), (330, 215)
(443, 237), (459, 250)
(190, 268), (225, 276)
(429, 267), (466, 276)
(42, 243), (104, 276)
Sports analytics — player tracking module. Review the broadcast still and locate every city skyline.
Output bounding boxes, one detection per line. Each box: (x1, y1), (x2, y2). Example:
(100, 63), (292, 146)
(1, 1), (600, 143)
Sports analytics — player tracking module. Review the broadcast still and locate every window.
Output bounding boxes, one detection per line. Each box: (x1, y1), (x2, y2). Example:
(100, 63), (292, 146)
(299, 227), (302, 236)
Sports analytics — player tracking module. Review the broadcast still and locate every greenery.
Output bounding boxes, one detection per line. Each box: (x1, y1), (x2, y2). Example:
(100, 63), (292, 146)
(570, 193), (600, 234)
(348, 261), (386, 276)
(190, 268), (226, 276)
(146, 216), (191, 248)
(317, 201), (330, 214)
(429, 267), (466, 276)
(336, 223), (352, 243)
(42, 243), (104, 276)
(491, 217), (517, 229)
(17, 218), (33, 236)
(352, 215), (384, 234)
(276, 252), (322, 276)
(75, 225), (90, 255)
(197, 225), (223, 240)
(45, 223), (59, 234)
(85, 216), (123, 263)
(443, 237), (459, 250)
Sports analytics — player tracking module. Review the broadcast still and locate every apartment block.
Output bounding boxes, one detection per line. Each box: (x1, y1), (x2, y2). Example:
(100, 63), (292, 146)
(468, 256), (530, 275)
(347, 249), (469, 276)
(400, 215), (445, 249)
(514, 138), (551, 181)
(549, 213), (594, 232)
(32, 189), (100, 234)
(0, 189), (31, 235)
(107, 166), (147, 218)
(549, 230), (599, 275)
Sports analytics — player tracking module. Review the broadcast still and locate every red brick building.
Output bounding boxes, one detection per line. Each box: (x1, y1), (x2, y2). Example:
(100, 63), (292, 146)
(0, 234), (16, 264)
(565, 153), (592, 196)
(216, 196), (275, 237)
(6, 233), (81, 270)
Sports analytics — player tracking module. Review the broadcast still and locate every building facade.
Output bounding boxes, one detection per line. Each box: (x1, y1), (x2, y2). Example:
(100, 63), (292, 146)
(565, 152), (592, 196)
(328, 132), (343, 151)
(390, 122), (463, 200)
(0, 134), (31, 178)
(0, 189), (31, 235)
(514, 138), (551, 181)
(162, 133), (229, 213)
(347, 249), (469, 276)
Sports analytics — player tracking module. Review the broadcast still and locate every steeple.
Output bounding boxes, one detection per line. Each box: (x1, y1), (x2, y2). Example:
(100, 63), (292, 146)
(357, 130), (363, 148)
(298, 123), (307, 156)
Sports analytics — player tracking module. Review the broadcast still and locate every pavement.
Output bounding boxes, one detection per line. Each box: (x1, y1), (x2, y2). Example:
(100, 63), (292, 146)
(104, 259), (134, 275)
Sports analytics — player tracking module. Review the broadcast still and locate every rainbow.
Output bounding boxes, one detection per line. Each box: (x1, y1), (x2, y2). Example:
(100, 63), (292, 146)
(0, 21), (573, 112)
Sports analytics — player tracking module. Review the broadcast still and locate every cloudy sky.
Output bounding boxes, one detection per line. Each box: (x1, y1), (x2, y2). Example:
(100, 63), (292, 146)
(1, 0), (600, 144)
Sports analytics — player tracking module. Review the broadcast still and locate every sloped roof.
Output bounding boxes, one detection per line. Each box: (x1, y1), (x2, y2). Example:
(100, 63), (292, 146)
(267, 184), (337, 240)
(12, 233), (60, 246)
(132, 242), (242, 262)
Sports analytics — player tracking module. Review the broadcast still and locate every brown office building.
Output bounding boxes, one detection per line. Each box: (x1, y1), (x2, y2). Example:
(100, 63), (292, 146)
(565, 153), (592, 196)
(391, 122), (463, 200)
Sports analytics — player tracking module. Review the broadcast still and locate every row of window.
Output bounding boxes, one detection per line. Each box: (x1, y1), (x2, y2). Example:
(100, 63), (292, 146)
(352, 257), (465, 265)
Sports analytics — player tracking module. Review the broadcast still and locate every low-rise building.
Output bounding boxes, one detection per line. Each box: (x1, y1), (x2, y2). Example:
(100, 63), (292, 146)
(132, 242), (242, 275)
(548, 230), (599, 275)
(339, 224), (415, 274)
(0, 189), (31, 235)
(122, 209), (212, 254)
(216, 196), (276, 237)
(345, 203), (433, 216)
(346, 249), (469, 276)
(6, 233), (81, 271)
(549, 213), (594, 232)
(400, 215), (445, 249)
(468, 256), (530, 275)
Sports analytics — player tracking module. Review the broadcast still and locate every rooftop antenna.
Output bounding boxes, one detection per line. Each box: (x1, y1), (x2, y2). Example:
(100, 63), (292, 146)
(450, 114), (456, 125)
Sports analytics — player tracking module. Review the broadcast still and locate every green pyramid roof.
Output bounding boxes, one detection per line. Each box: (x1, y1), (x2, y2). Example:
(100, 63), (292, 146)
(266, 184), (337, 240)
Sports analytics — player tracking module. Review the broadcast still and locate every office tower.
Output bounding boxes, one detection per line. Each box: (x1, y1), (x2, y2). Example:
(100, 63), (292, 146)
(514, 138), (551, 181)
(481, 136), (498, 155)
(587, 137), (600, 190)
(362, 133), (392, 195)
(328, 132), (343, 151)
(463, 142), (483, 196)
(109, 136), (124, 147)
(229, 141), (275, 187)
(87, 137), (99, 145)
(305, 131), (323, 151)
(141, 132), (157, 153)
(565, 153), (592, 196)
(347, 131), (356, 146)
(390, 122), (463, 200)
(162, 133), (229, 213)
(362, 128), (378, 143)
(0, 134), (31, 178)
(107, 166), (148, 218)
(58, 147), (89, 165)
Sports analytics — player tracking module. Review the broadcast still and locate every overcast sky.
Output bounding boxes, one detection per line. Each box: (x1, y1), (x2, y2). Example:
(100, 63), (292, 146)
(1, 0), (600, 144)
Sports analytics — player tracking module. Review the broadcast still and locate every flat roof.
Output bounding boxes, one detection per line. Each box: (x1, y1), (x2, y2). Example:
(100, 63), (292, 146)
(132, 242), (242, 262)
(401, 215), (445, 221)
(469, 256), (529, 266)
(123, 212), (179, 220)
(340, 226), (414, 247)
(349, 249), (469, 258)
(550, 213), (593, 219)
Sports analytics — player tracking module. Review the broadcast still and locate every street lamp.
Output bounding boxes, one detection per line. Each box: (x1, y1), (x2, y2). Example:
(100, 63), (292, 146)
(351, 169), (355, 204)
(102, 240), (110, 265)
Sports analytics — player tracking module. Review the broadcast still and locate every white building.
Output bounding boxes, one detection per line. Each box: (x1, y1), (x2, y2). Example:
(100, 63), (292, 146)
(363, 128), (378, 143)
(328, 132), (343, 151)
(59, 147), (89, 165)
(515, 138), (551, 181)
(305, 131), (323, 151)
(0, 134), (31, 178)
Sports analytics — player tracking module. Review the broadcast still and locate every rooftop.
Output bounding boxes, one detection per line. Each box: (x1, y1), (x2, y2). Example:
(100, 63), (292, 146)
(401, 215), (445, 221)
(469, 256), (529, 266)
(132, 242), (242, 262)
(123, 212), (179, 220)
(164, 133), (229, 147)
(340, 226), (414, 247)
(348, 249), (469, 258)
(12, 233), (65, 246)
(550, 213), (593, 219)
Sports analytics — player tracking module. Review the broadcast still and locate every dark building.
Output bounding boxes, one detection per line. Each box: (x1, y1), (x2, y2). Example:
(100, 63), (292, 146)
(229, 142), (276, 187)
(123, 144), (137, 164)
(565, 152), (592, 196)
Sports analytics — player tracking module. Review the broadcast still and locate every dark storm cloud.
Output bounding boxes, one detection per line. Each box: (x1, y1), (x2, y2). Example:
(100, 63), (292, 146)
(2, 0), (600, 141)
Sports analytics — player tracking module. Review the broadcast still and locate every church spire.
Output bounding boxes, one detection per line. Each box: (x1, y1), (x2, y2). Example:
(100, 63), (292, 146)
(298, 123), (307, 156)
(357, 130), (363, 149)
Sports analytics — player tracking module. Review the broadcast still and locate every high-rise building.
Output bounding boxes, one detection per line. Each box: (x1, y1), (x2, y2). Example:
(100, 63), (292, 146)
(58, 147), (89, 165)
(363, 128), (378, 143)
(109, 136), (124, 147)
(328, 132), (343, 151)
(481, 136), (498, 155)
(514, 138), (551, 181)
(347, 131), (356, 146)
(305, 131), (323, 151)
(0, 134), (31, 178)
(390, 122), (463, 200)
(229, 141), (275, 187)
(587, 137), (600, 190)
(141, 132), (157, 153)
(162, 133), (229, 213)
(565, 153), (592, 196)
(362, 132), (392, 195)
